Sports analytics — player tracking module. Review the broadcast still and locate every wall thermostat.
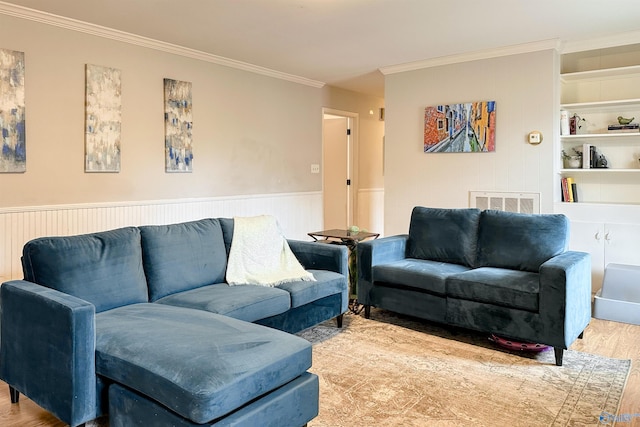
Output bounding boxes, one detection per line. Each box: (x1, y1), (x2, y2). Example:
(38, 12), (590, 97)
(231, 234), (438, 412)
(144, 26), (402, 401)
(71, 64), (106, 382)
(528, 131), (542, 145)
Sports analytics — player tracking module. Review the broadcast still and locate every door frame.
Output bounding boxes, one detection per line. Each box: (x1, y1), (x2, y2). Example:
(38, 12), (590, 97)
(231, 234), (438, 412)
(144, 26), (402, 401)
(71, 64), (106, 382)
(322, 107), (359, 229)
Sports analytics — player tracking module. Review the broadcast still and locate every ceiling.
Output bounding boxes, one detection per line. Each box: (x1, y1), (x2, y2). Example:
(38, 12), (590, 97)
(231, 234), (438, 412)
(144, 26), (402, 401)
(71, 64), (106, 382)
(3, 0), (640, 97)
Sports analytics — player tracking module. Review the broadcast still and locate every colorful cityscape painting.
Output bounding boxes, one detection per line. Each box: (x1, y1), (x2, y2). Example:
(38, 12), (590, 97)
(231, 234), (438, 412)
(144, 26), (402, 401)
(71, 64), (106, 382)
(85, 64), (122, 172)
(0, 49), (26, 173)
(424, 101), (496, 153)
(164, 78), (193, 172)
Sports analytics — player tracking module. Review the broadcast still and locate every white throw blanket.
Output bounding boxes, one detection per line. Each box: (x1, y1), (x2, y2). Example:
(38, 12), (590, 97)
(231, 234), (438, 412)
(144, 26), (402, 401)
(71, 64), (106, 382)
(226, 215), (315, 286)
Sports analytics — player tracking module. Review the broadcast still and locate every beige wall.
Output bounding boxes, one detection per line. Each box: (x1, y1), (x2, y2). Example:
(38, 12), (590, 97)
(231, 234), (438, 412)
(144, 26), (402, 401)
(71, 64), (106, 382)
(384, 49), (559, 235)
(0, 13), (323, 208)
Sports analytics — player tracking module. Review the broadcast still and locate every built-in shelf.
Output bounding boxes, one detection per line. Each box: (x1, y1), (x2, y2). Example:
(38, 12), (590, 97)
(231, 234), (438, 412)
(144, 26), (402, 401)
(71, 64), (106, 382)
(561, 133), (640, 140)
(561, 168), (640, 173)
(561, 98), (640, 112)
(561, 65), (640, 82)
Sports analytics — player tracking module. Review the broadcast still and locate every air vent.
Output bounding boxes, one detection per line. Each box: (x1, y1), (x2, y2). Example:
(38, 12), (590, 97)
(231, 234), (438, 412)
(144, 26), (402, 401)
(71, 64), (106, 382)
(469, 191), (540, 214)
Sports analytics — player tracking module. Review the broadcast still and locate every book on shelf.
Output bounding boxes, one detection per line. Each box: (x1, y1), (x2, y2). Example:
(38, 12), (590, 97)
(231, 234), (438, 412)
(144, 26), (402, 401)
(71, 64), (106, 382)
(582, 143), (591, 169)
(560, 177), (578, 203)
(566, 177), (575, 202)
(590, 145), (597, 168)
(607, 123), (639, 133)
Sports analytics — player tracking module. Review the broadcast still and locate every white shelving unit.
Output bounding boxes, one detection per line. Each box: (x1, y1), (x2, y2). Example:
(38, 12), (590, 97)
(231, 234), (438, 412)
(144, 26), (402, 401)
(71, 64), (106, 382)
(557, 53), (640, 292)
(560, 67), (640, 205)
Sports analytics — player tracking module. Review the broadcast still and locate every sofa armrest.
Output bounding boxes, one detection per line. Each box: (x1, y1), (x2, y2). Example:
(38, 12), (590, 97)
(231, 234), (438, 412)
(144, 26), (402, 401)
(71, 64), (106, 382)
(538, 251), (592, 348)
(0, 280), (97, 427)
(288, 240), (349, 276)
(357, 234), (409, 304)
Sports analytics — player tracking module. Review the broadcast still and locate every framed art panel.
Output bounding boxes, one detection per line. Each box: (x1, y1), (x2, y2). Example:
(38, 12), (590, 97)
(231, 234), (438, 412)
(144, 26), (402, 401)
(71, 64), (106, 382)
(85, 64), (122, 172)
(424, 100), (495, 153)
(164, 78), (193, 172)
(0, 48), (26, 173)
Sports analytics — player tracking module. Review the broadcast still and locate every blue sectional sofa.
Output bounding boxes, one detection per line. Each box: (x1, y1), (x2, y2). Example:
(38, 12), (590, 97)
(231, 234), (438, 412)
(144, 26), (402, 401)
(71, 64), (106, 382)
(357, 207), (592, 366)
(0, 217), (349, 427)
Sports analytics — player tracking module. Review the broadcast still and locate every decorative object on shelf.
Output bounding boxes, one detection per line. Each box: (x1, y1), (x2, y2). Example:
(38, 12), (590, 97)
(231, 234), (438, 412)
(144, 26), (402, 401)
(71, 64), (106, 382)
(0, 48), (26, 173)
(560, 110), (570, 136)
(423, 100), (495, 153)
(596, 153), (608, 169)
(164, 78), (193, 173)
(569, 113), (586, 135)
(85, 64), (122, 173)
(562, 149), (582, 169)
(617, 116), (635, 125)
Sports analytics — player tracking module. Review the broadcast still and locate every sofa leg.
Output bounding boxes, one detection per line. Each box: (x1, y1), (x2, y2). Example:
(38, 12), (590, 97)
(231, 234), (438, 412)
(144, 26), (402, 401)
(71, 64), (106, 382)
(554, 348), (563, 366)
(9, 385), (19, 403)
(336, 314), (343, 328)
(364, 305), (371, 319)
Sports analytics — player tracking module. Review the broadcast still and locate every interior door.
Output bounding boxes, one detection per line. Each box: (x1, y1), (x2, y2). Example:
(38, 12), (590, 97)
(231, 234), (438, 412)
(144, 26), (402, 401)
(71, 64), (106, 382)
(323, 115), (350, 229)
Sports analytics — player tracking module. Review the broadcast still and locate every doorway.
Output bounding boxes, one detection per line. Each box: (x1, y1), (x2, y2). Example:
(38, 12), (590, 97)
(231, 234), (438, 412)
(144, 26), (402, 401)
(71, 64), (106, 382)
(322, 108), (358, 230)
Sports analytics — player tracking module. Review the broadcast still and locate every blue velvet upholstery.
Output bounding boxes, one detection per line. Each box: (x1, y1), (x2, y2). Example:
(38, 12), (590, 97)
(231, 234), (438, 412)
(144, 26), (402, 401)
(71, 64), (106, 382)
(407, 206), (480, 267)
(447, 267), (540, 312)
(277, 270), (346, 308)
(96, 304), (312, 424)
(140, 219), (228, 301)
(358, 207), (592, 365)
(0, 280), (97, 427)
(155, 282), (291, 322)
(257, 293), (344, 334)
(373, 259), (471, 295)
(109, 372), (319, 427)
(21, 227), (148, 313)
(1, 217), (348, 426)
(476, 210), (569, 272)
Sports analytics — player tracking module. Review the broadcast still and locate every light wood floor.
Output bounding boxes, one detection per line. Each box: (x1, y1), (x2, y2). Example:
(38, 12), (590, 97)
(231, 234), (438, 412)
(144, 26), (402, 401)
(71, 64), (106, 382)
(0, 317), (638, 427)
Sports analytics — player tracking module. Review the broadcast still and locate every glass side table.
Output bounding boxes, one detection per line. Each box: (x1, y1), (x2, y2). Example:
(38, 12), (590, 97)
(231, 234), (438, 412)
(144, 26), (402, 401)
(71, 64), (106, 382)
(308, 229), (379, 314)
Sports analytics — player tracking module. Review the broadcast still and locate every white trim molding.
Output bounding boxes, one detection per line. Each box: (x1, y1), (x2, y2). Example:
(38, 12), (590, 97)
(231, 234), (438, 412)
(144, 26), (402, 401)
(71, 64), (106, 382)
(380, 39), (561, 75)
(0, 1), (325, 89)
(0, 192), (323, 280)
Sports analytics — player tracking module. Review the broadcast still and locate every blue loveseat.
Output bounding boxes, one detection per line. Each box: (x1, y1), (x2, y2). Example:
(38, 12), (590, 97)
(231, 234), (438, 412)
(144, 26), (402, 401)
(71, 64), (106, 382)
(0, 217), (349, 427)
(357, 207), (592, 366)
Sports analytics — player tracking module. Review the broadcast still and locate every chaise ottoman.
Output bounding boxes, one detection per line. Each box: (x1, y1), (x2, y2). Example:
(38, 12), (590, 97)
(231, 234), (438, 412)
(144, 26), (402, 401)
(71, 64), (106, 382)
(97, 304), (318, 426)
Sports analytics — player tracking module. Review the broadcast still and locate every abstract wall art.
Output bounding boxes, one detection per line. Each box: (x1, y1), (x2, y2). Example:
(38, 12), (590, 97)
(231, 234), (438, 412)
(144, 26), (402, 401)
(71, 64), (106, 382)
(85, 64), (121, 172)
(164, 78), (193, 172)
(424, 101), (496, 153)
(0, 48), (26, 173)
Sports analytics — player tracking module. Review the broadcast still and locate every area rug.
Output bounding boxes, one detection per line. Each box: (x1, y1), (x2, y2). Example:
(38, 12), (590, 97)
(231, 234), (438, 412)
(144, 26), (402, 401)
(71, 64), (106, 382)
(298, 309), (631, 427)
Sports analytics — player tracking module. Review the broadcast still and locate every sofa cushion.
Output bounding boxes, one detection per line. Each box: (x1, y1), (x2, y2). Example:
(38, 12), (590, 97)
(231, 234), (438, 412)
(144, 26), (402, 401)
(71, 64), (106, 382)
(407, 207), (480, 267)
(374, 259), (471, 295)
(155, 282), (291, 322)
(140, 219), (228, 301)
(95, 304), (311, 424)
(476, 210), (569, 272)
(21, 227), (148, 313)
(276, 270), (347, 308)
(446, 267), (540, 312)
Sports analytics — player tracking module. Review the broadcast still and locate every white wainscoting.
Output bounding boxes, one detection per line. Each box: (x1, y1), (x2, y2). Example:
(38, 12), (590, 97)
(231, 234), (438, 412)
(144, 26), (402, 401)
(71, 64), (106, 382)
(356, 188), (385, 236)
(0, 192), (322, 280)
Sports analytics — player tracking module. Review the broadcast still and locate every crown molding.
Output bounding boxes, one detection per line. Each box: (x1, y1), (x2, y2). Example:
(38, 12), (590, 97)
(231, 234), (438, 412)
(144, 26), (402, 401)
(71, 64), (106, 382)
(0, 1), (325, 88)
(379, 39), (561, 75)
(561, 29), (640, 54)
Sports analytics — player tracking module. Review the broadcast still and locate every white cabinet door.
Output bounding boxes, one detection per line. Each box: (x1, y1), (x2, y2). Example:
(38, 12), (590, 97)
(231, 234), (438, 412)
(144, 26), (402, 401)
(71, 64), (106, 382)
(567, 221), (605, 293)
(603, 222), (640, 272)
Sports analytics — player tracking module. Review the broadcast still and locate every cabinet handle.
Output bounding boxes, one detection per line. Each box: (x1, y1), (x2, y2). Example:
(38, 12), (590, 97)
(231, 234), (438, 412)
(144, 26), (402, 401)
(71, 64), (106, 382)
(604, 231), (611, 242)
(595, 231), (601, 241)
